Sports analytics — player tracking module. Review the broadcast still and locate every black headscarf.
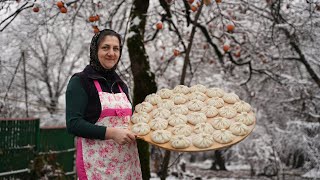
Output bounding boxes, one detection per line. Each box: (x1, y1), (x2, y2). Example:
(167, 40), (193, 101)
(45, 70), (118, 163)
(89, 29), (123, 74)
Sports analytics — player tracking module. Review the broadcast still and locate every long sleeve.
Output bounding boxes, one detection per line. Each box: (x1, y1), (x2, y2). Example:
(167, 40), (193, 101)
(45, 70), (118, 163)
(65, 76), (106, 140)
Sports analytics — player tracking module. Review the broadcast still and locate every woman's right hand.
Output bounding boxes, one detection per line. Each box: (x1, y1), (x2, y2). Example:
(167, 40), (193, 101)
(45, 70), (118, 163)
(105, 127), (136, 145)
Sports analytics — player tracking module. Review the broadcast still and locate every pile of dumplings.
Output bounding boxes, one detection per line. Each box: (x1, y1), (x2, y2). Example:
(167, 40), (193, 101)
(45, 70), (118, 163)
(130, 84), (255, 151)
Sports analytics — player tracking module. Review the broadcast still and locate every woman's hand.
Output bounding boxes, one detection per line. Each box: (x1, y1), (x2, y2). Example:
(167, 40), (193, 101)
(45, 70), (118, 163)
(105, 127), (136, 145)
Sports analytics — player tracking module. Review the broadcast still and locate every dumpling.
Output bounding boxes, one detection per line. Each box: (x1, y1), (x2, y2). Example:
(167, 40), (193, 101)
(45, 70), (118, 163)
(171, 105), (189, 115)
(168, 114), (188, 126)
(233, 101), (251, 112)
(209, 117), (231, 130)
(235, 112), (255, 125)
(157, 99), (174, 110)
(151, 130), (172, 144)
(151, 107), (171, 119)
(173, 85), (190, 94)
(194, 122), (215, 134)
(212, 129), (234, 144)
(172, 93), (188, 105)
(187, 112), (207, 125)
(172, 124), (193, 136)
(222, 92), (240, 104)
(131, 122), (150, 136)
(188, 92), (207, 102)
(229, 122), (249, 136)
(149, 117), (169, 130)
(192, 133), (214, 149)
(206, 97), (224, 108)
(187, 99), (205, 111)
(190, 84), (207, 93)
(157, 88), (173, 99)
(201, 105), (218, 118)
(219, 106), (237, 118)
(170, 135), (191, 149)
(145, 93), (162, 105)
(131, 112), (151, 124)
(135, 102), (153, 113)
(206, 88), (225, 98)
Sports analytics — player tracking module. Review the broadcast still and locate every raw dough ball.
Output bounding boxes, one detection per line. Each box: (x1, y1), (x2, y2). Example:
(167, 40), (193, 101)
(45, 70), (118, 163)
(187, 112), (207, 125)
(235, 112), (255, 125)
(201, 105), (219, 118)
(171, 105), (189, 115)
(151, 107), (171, 119)
(131, 112), (151, 124)
(172, 124), (193, 136)
(188, 99), (205, 111)
(206, 88), (225, 98)
(157, 88), (173, 99)
(194, 122), (215, 134)
(219, 106), (237, 118)
(131, 122), (150, 136)
(188, 92), (207, 102)
(172, 93), (188, 105)
(145, 93), (162, 105)
(190, 84), (207, 93)
(149, 117), (169, 130)
(233, 101), (251, 112)
(170, 135), (191, 149)
(168, 114), (188, 126)
(206, 97), (225, 108)
(230, 122), (249, 136)
(157, 99), (174, 110)
(151, 130), (172, 144)
(173, 85), (190, 94)
(209, 117), (231, 130)
(135, 102), (153, 113)
(222, 92), (240, 104)
(212, 129), (234, 144)
(192, 133), (214, 149)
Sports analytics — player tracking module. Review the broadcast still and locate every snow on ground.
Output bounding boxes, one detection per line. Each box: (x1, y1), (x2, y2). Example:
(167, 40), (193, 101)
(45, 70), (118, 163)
(302, 168), (320, 179)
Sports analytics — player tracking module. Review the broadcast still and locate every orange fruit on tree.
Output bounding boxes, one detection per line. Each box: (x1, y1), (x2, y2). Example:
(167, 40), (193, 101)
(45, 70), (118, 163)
(191, 5), (197, 12)
(223, 44), (230, 52)
(60, 7), (67, 13)
(234, 51), (241, 57)
(173, 49), (180, 56)
(32, 6), (39, 12)
(226, 24), (235, 32)
(156, 22), (163, 30)
(57, 1), (64, 8)
(204, 0), (211, 5)
(95, 15), (100, 21)
(93, 26), (100, 34)
(89, 16), (96, 22)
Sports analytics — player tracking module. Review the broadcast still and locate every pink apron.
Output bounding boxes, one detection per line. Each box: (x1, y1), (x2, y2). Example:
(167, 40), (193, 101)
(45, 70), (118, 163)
(76, 80), (142, 180)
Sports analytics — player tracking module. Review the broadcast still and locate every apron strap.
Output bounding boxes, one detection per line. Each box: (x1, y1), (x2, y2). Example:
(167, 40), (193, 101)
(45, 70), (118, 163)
(93, 80), (102, 92)
(95, 80), (124, 94)
(118, 84), (124, 93)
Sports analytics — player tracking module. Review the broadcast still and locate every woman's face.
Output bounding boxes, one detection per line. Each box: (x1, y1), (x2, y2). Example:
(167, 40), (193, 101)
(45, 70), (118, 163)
(97, 35), (120, 69)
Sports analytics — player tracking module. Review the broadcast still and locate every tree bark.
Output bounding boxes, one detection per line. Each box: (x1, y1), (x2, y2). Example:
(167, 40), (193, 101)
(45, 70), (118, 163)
(127, 0), (156, 179)
(180, 0), (203, 85)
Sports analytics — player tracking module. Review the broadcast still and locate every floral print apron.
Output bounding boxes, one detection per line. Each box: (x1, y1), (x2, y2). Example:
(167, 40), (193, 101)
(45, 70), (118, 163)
(76, 80), (142, 180)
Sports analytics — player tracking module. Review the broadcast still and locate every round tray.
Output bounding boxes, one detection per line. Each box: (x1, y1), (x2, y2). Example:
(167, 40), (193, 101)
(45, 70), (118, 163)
(129, 87), (256, 152)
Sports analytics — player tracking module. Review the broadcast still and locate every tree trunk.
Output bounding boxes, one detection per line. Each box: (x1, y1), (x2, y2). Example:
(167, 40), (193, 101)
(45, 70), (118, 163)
(210, 150), (227, 170)
(127, 0), (156, 179)
(215, 150), (227, 170)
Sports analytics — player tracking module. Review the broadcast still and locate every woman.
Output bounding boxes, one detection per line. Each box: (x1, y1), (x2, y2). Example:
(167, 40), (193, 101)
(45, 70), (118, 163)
(66, 29), (142, 179)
